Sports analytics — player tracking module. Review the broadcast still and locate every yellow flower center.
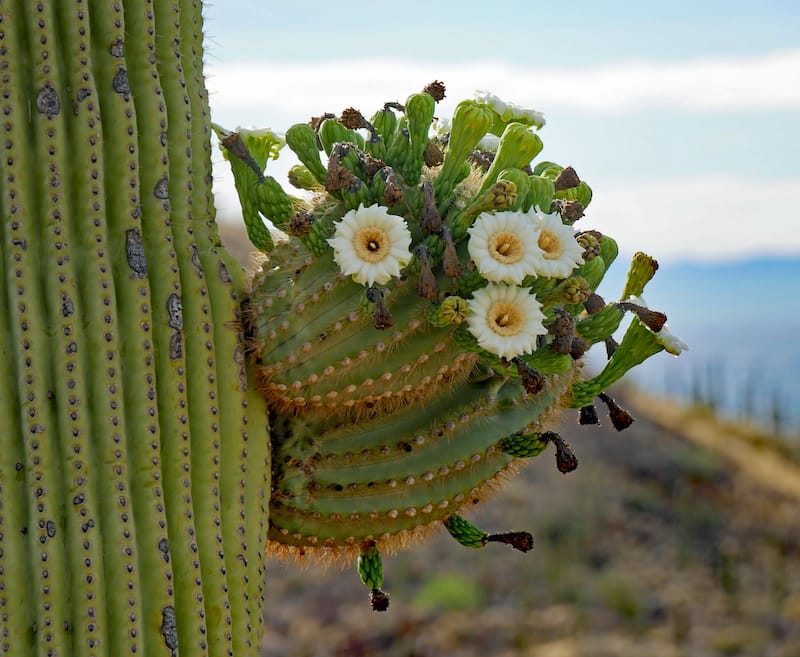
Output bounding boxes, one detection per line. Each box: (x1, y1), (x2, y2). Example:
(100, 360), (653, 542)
(354, 227), (389, 263)
(538, 230), (562, 260)
(488, 231), (524, 264)
(488, 301), (524, 337)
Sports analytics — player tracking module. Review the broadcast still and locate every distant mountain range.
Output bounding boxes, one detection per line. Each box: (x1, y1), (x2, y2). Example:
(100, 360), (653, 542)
(596, 255), (800, 435)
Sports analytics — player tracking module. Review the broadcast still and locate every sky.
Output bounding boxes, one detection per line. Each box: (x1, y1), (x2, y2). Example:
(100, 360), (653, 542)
(202, 0), (800, 265)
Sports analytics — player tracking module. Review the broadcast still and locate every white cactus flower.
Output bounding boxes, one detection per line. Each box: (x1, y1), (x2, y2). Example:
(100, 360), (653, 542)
(466, 283), (546, 359)
(467, 210), (546, 284)
(474, 90), (546, 128)
(327, 203), (412, 286)
(531, 211), (585, 279)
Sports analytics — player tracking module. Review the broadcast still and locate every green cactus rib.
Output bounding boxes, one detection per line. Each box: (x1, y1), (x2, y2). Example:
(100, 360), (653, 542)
(0, 11), (38, 654)
(123, 3), (226, 656)
(2, 2), (273, 656)
(87, 3), (182, 656)
(266, 370), (574, 552)
(167, 1), (271, 652)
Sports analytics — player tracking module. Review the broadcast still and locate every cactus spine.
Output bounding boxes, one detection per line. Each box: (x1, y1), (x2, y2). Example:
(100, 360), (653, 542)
(1, 2), (269, 656)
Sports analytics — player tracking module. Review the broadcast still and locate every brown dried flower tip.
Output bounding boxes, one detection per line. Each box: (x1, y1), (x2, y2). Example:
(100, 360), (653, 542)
(414, 245), (437, 300)
(550, 433), (579, 474)
(562, 200), (585, 225)
(442, 227), (461, 279)
(619, 301), (668, 333)
(379, 167), (403, 207)
(361, 152), (385, 180)
(220, 131), (264, 180)
(487, 531), (534, 553)
(512, 357), (546, 395)
(340, 107), (369, 130)
(420, 181), (443, 234)
(468, 150), (495, 171)
(584, 292), (606, 315)
(424, 140), (444, 167)
(579, 404), (600, 425)
(605, 336), (619, 359)
(570, 336), (588, 360)
(369, 589), (390, 612)
(553, 165), (581, 191)
(598, 392), (635, 431)
(288, 210), (314, 237)
(325, 147), (358, 193)
(423, 80), (447, 102)
(367, 287), (394, 331)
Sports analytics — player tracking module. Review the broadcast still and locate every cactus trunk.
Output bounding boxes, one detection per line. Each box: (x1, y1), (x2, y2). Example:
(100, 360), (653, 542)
(0, 2), (270, 656)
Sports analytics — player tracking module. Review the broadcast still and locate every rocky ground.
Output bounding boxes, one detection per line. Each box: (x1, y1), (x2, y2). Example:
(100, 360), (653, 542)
(217, 220), (800, 657)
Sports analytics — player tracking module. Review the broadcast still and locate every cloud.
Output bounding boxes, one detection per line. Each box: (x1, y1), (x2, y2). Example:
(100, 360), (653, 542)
(587, 175), (800, 263)
(206, 49), (800, 124)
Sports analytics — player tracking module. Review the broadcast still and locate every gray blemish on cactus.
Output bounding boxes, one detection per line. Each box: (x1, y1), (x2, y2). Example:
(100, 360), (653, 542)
(158, 537), (170, 563)
(112, 68), (130, 99)
(36, 83), (60, 118)
(169, 332), (182, 360)
(154, 176), (169, 200)
(125, 228), (148, 278)
(61, 294), (74, 318)
(160, 606), (178, 655)
(109, 38), (124, 58)
(166, 294), (183, 331)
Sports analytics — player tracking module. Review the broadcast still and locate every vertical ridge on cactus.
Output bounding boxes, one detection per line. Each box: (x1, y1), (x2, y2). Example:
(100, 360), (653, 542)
(1, 1), (271, 655)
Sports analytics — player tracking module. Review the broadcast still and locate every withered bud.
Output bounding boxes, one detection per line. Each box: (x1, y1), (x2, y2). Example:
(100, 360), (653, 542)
(288, 210), (314, 237)
(369, 588), (390, 612)
(487, 531), (534, 553)
(372, 298), (394, 330)
(420, 181), (443, 234)
(367, 287), (394, 330)
(547, 309), (575, 338)
(605, 336), (619, 358)
(340, 107), (370, 130)
(220, 132), (264, 180)
(584, 292), (606, 315)
(512, 357), (546, 395)
(598, 392), (635, 431)
(360, 151), (385, 180)
(325, 148), (357, 193)
(468, 150), (494, 171)
(619, 302), (668, 333)
(570, 336), (588, 360)
(550, 433), (579, 474)
(384, 101), (405, 112)
(562, 200), (585, 225)
(310, 112), (335, 132)
(553, 165), (581, 191)
(380, 167), (403, 206)
(442, 227), (461, 278)
(423, 140), (444, 167)
(414, 245), (437, 300)
(579, 404), (600, 425)
(423, 80), (447, 102)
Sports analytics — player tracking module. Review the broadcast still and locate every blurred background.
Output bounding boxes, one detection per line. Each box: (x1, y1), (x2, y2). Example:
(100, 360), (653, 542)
(202, 2), (800, 654)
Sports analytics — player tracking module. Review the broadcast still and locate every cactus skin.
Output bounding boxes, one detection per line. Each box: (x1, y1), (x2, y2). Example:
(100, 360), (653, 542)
(1, 2), (270, 656)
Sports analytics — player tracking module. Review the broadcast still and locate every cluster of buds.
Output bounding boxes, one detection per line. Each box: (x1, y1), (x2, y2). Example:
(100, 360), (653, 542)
(216, 83), (685, 609)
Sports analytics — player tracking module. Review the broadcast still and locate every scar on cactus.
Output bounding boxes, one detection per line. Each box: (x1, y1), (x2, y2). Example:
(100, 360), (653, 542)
(216, 82), (686, 609)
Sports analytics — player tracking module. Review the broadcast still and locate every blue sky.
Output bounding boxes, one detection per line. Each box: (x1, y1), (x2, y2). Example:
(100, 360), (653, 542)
(203, 1), (800, 264)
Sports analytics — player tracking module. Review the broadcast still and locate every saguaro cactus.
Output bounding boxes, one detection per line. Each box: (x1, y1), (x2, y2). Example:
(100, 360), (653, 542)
(217, 86), (685, 608)
(0, 2), (270, 656)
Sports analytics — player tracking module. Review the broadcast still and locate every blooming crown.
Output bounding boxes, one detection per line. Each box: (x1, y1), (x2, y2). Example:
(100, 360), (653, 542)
(215, 82), (685, 609)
